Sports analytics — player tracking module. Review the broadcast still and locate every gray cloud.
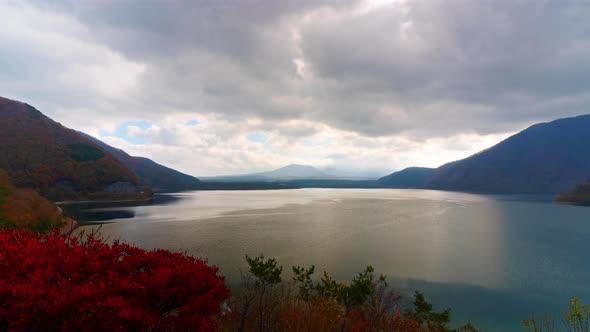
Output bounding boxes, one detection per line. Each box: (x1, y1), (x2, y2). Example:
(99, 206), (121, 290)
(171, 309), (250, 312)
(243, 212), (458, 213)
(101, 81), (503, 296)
(32, 0), (355, 59)
(2, 0), (590, 174)
(299, 0), (590, 136)
(20, 0), (590, 137)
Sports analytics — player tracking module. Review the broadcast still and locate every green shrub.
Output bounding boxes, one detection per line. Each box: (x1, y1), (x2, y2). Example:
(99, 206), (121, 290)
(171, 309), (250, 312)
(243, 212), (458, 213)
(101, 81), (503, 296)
(404, 291), (451, 330)
(219, 255), (474, 332)
(523, 297), (590, 332)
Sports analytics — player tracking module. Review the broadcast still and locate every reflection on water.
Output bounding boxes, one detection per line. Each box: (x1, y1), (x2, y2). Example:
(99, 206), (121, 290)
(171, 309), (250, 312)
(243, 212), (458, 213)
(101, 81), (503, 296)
(77, 189), (590, 331)
(62, 194), (185, 222)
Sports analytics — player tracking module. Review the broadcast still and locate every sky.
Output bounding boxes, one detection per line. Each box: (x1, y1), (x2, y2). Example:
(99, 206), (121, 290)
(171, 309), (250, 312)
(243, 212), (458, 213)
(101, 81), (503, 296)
(1, 0), (589, 177)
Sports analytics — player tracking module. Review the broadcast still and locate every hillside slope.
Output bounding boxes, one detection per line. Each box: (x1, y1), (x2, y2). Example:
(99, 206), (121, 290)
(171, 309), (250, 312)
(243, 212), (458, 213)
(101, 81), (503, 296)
(82, 134), (201, 192)
(0, 169), (74, 230)
(0, 97), (145, 201)
(378, 167), (435, 188)
(425, 114), (590, 194)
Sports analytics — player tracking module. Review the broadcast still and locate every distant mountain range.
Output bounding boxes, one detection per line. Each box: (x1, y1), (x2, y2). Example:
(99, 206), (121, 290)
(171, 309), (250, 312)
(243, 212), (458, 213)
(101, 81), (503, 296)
(203, 164), (388, 182)
(379, 114), (590, 194)
(3, 95), (590, 203)
(259, 164), (329, 179)
(225, 114), (590, 196)
(203, 164), (331, 182)
(319, 167), (390, 180)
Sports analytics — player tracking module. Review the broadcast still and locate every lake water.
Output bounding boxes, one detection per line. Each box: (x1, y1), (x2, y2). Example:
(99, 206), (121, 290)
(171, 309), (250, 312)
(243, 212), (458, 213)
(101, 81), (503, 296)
(76, 189), (590, 331)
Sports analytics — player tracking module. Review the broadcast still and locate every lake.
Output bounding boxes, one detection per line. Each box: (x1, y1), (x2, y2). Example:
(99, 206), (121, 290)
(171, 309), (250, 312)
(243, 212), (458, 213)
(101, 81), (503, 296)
(76, 189), (590, 331)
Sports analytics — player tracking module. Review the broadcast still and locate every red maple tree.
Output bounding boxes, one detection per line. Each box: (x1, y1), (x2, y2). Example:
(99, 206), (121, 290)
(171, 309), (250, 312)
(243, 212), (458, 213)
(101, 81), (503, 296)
(0, 228), (230, 331)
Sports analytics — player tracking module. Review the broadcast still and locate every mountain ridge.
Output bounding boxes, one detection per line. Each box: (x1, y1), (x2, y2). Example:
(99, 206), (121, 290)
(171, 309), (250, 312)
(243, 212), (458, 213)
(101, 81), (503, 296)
(379, 114), (590, 194)
(378, 167), (435, 188)
(0, 96), (147, 201)
(202, 164), (332, 182)
(426, 114), (590, 193)
(81, 133), (201, 192)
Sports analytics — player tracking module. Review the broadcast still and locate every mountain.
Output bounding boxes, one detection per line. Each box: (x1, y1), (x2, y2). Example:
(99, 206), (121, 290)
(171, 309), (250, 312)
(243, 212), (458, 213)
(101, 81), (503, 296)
(203, 164), (331, 182)
(261, 164), (328, 179)
(556, 180), (590, 205)
(0, 96), (146, 201)
(284, 179), (381, 188)
(378, 167), (435, 188)
(425, 114), (590, 194)
(81, 133), (201, 192)
(319, 167), (389, 180)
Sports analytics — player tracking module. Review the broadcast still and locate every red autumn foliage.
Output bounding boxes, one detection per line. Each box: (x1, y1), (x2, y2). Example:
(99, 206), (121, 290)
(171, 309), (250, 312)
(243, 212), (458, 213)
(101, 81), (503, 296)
(0, 228), (230, 331)
(1, 188), (73, 228)
(0, 169), (73, 230)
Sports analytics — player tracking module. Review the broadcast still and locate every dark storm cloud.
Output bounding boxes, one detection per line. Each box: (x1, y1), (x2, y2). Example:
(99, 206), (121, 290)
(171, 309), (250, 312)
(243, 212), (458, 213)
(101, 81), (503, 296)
(8, 0), (590, 140)
(32, 0), (355, 59)
(300, 0), (590, 136)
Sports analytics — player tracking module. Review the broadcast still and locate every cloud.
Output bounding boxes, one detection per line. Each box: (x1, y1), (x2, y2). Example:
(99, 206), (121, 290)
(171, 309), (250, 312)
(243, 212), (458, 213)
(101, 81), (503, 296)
(98, 113), (510, 176)
(0, 1), (147, 133)
(298, 0), (590, 136)
(2, 0), (589, 176)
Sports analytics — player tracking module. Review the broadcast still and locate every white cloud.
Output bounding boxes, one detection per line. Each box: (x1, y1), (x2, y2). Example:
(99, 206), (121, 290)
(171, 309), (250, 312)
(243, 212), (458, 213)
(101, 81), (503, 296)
(98, 112), (513, 176)
(1, 0), (588, 176)
(0, 1), (146, 130)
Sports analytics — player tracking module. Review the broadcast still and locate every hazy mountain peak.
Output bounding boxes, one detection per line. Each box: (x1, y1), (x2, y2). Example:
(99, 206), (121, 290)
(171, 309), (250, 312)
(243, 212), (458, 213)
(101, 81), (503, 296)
(267, 164), (327, 177)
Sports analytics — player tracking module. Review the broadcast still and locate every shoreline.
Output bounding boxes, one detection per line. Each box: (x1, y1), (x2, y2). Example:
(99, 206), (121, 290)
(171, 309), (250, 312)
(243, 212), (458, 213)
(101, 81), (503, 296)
(55, 196), (154, 206)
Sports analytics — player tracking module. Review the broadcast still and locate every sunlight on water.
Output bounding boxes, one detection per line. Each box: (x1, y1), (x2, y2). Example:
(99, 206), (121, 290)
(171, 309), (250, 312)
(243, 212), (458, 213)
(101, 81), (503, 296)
(78, 189), (590, 331)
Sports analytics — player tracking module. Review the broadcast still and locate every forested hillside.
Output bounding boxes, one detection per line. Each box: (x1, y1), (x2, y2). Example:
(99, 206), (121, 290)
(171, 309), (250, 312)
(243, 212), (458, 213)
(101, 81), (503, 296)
(82, 133), (201, 192)
(380, 114), (590, 194)
(0, 97), (146, 201)
(425, 115), (590, 193)
(378, 167), (435, 188)
(0, 169), (73, 230)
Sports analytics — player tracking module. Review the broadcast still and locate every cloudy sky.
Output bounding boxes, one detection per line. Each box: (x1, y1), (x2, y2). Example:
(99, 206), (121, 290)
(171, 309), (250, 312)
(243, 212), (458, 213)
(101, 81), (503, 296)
(2, 0), (589, 177)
